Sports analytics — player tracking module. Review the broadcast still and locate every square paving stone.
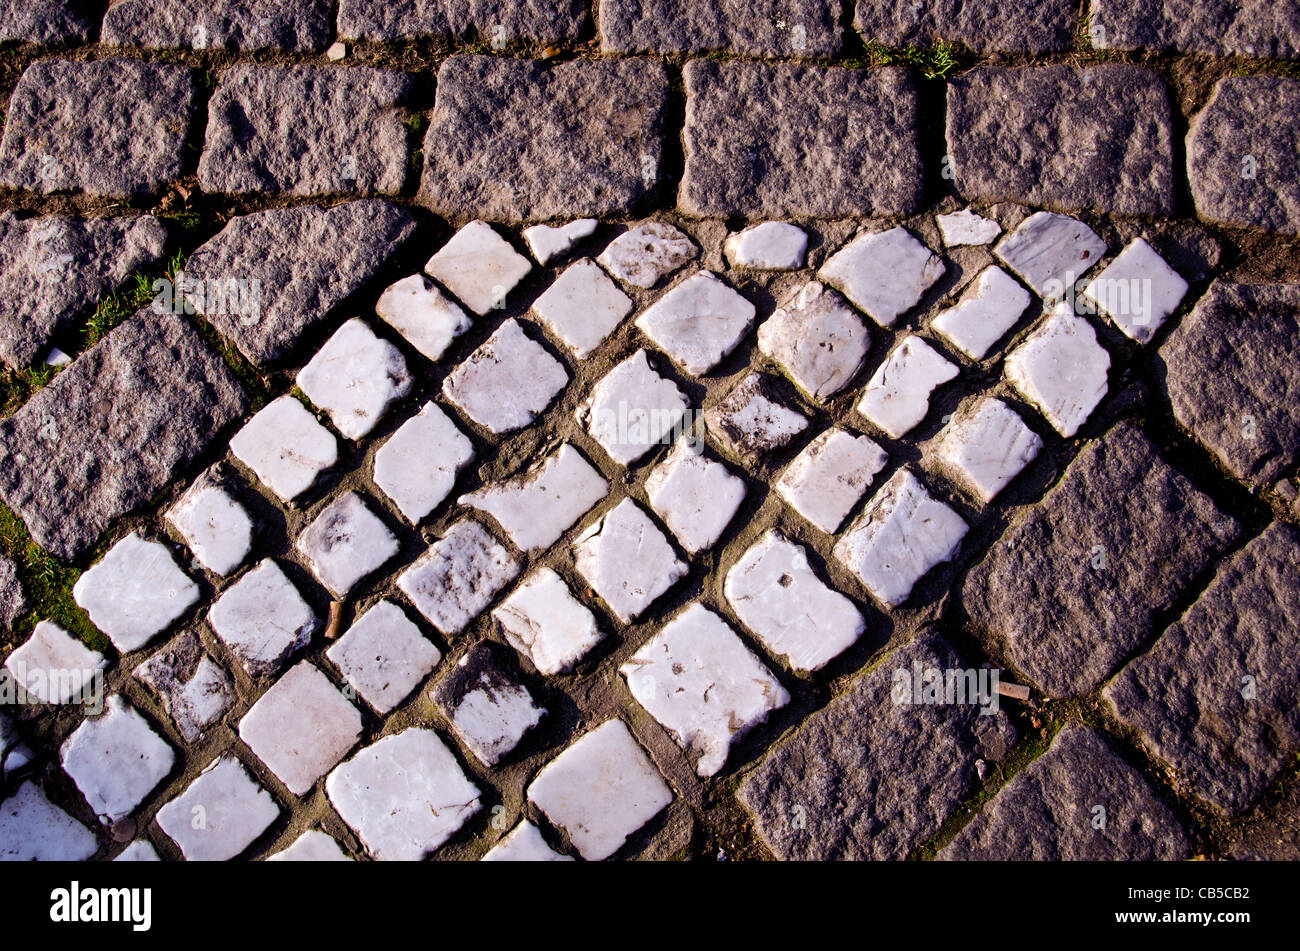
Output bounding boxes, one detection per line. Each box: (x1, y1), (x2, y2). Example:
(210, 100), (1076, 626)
(940, 725), (1190, 860)
(421, 56), (669, 222)
(580, 350), (691, 466)
(269, 830), (351, 861)
(724, 529), (865, 672)
(134, 631), (236, 743)
(199, 65), (414, 197)
(946, 65), (1175, 216)
(1106, 523), (1300, 815)
(1080, 238), (1188, 344)
(229, 395), (339, 504)
(442, 320), (568, 434)
(926, 398), (1043, 504)
(0, 550), (28, 631)
(857, 335), (958, 439)
(397, 519), (520, 636)
(326, 600), (442, 714)
(3, 621), (107, 705)
(622, 603), (789, 778)
(73, 533), (199, 653)
(165, 469), (255, 577)
(818, 227), (945, 328)
(0, 782), (98, 861)
(425, 220), (533, 317)
(758, 282), (870, 402)
(1091, 0), (1300, 59)
(375, 274), (472, 363)
(574, 499), (687, 624)
(635, 271), (756, 377)
(1160, 282), (1300, 488)
(994, 211), (1107, 299)
(296, 493), (400, 598)
(0, 308), (248, 561)
(0, 1), (100, 44)
(208, 559), (319, 677)
(60, 695), (174, 821)
(483, 821), (572, 862)
(854, 0), (1075, 52)
(600, 0), (840, 56)
(1004, 305), (1110, 438)
(239, 662), (363, 796)
(182, 200), (418, 366)
(962, 422), (1240, 699)
(432, 644), (544, 767)
(297, 319), (412, 440)
(931, 266), (1032, 361)
(0, 212), (167, 369)
(531, 258), (633, 359)
(705, 373), (808, 464)
(597, 222), (698, 289)
(373, 402), (475, 524)
(776, 428), (887, 534)
(644, 440), (747, 554)
(338, 0), (586, 44)
(738, 630), (1016, 860)
(681, 61), (922, 218)
(492, 568), (607, 676)
(0, 57), (196, 198)
(156, 755), (280, 861)
(326, 728), (482, 861)
(527, 719), (673, 861)
(103, 0), (333, 51)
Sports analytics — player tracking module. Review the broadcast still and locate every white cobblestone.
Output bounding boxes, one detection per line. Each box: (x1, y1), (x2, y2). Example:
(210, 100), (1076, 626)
(4, 621), (107, 705)
(442, 319), (569, 434)
(326, 600), (441, 714)
(818, 227), (945, 327)
(1080, 237), (1188, 343)
(937, 209), (1001, 247)
(758, 281), (870, 401)
(706, 373), (808, 461)
(644, 439), (746, 553)
(928, 397), (1043, 503)
(296, 492), (399, 597)
(114, 840), (160, 861)
(72, 532), (198, 653)
(723, 221), (808, 270)
(134, 632), (235, 743)
(165, 476), (253, 577)
(776, 429), (888, 533)
(297, 319), (412, 440)
(482, 821), (572, 861)
(375, 274), (473, 363)
(531, 257), (632, 358)
(1004, 304), (1110, 437)
(397, 520), (519, 635)
(208, 559), (318, 676)
(524, 218), (598, 265)
(0, 781), (97, 861)
(269, 830), (351, 861)
(60, 695), (174, 821)
(492, 568), (606, 676)
(425, 220), (533, 316)
(156, 756), (280, 862)
(857, 335), (959, 438)
(230, 395), (338, 503)
(574, 499), (687, 624)
(373, 402), (474, 524)
(995, 211), (1106, 298)
(931, 266), (1032, 360)
(579, 349), (690, 466)
(597, 221), (698, 289)
(635, 271), (756, 376)
(433, 646), (544, 767)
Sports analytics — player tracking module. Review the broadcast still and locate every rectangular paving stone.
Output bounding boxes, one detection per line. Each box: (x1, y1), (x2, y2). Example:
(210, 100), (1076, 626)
(599, 0), (841, 56)
(0, 309), (248, 561)
(0, 1), (100, 45)
(337, 0), (586, 44)
(854, 0), (1074, 52)
(681, 62), (922, 219)
(0, 58), (196, 199)
(1187, 76), (1300, 236)
(421, 56), (668, 222)
(200, 65), (414, 197)
(1091, 0), (1300, 58)
(182, 200), (418, 366)
(1106, 524), (1300, 815)
(738, 631), (1015, 860)
(946, 65), (1175, 216)
(102, 0), (333, 51)
(0, 550), (28, 631)
(962, 422), (1240, 699)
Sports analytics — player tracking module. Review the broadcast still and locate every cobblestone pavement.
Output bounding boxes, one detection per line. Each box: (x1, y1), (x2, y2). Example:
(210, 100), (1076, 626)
(1, 1), (1299, 863)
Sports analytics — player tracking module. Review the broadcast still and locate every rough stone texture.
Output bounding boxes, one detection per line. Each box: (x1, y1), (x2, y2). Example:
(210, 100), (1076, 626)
(182, 200), (418, 366)
(0, 782), (98, 861)
(599, 0), (841, 56)
(635, 271), (756, 376)
(854, 0), (1074, 52)
(739, 631), (1015, 860)
(705, 373), (808, 463)
(758, 282), (870, 401)
(818, 227), (945, 328)
(963, 423), (1240, 699)
(442, 320), (569, 434)
(574, 499), (688, 624)
(422, 56), (669, 222)
(0, 309), (248, 561)
(597, 222), (697, 289)
(0, 58), (197, 199)
(373, 402), (475, 524)
(425, 220), (533, 317)
(102, 0), (333, 51)
(0, 550), (27, 631)
(776, 428), (887, 534)
(156, 755), (279, 861)
(1160, 282), (1300, 488)
(580, 349), (690, 466)
(0, 212), (167, 369)
(0, 0), (100, 44)
(134, 631), (236, 743)
(432, 643), (545, 767)
(946, 66), (1175, 216)
(645, 440), (746, 554)
(338, 0), (586, 43)
(375, 275), (472, 362)
(200, 65), (414, 197)
(1106, 524), (1300, 815)
(165, 469), (254, 577)
(1091, 0), (1300, 58)
(492, 568), (606, 676)
(682, 62), (922, 219)
(1187, 76), (1300, 237)
(941, 726), (1190, 860)
(397, 520), (519, 635)
(296, 493), (400, 598)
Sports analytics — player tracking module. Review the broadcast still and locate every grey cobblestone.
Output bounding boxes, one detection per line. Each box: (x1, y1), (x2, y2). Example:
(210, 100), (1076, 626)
(0, 0), (101, 45)
(338, 0), (586, 44)
(102, 0), (333, 51)
(0, 550), (26, 631)
(855, 0), (1075, 52)
(1091, 0), (1300, 58)
(599, 0), (841, 56)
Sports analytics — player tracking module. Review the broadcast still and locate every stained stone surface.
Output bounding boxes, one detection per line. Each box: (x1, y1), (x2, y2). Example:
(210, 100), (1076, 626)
(0, 0), (100, 44)
(854, 0), (1075, 52)
(442, 320), (569, 434)
(1187, 76), (1300, 237)
(326, 600), (442, 714)
(0, 551), (28, 631)
(397, 520), (519, 635)
(1091, 0), (1300, 59)
(297, 319), (412, 440)
(182, 200), (418, 366)
(758, 282), (870, 401)
(134, 631), (236, 743)
(208, 560), (319, 677)
(60, 696), (174, 821)
(337, 0), (587, 43)
(946, 65), (1175, 215)
(0, 212), (167, 369)
(635, 271), (756, 376)
(1106, 524), (1300, 815)
(103, 0), (333, 51)
(72, 533), (199, 653)
(492, 568), (606, 676)
(0, 58), (197, 198)
(818, 227), (945, 328)
(738, 631), (1016, 860)
(644, 440), (747, 554)
(432, 643), (545, 766)
(941, 726), (1190, 860)
(229, 396), (339, 504)
(156, 756), (279, 861)
(597, 222), (698, 289)
(424, 220), (533, 317)
(421, 56), (669, 221)
(599, 0), (841, 56)
(681, 61), (922, 218)
(373, 402), (475, 523)
(0, 308), (248, 561)
(1160, 282), (1300, 488)
(963, 423), (1240, 699)
(574, 499), (688, 624)
(994, 212), (1107, 298)
(296, 493), (400, 598)
(705, 373), (808, 463)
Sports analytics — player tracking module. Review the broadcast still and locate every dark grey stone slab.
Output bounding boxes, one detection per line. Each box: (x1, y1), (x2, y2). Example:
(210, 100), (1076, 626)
(681, 62), (922, 219)
(855, 0), (1074, 53)
(1106, 524), (1300, 815)
(420, 56), (668, 222)
(0, 310), (249, 561)
(0, 0), (100, 45)
(1091, 0), (1300, 58)
(946, 65), (1175, 216)
(0, 213), (167, 369)
(181, 200), (418, 366)
(102, 0), (332, 51)
(599, 0), (841, 56)
(0, 58), (196, 199)
(941, 726), (1190, 860)
(0, 550), (27, 630)
(738, 631), (1016, 860)
(962, 422), (1240, 699)
(1187, 76), (1300, 237)
(1161, 282), (1300, 488)
(199, 65), (414, 198)
(337, 0), (585, 44)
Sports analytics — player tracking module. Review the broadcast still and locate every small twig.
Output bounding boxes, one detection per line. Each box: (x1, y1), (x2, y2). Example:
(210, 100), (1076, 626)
(996, 681), (1032, 702)
(324, 601), (344, 640)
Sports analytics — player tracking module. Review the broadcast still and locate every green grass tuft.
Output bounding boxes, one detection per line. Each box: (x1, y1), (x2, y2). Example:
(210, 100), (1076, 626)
(863, 40), (960, 80)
